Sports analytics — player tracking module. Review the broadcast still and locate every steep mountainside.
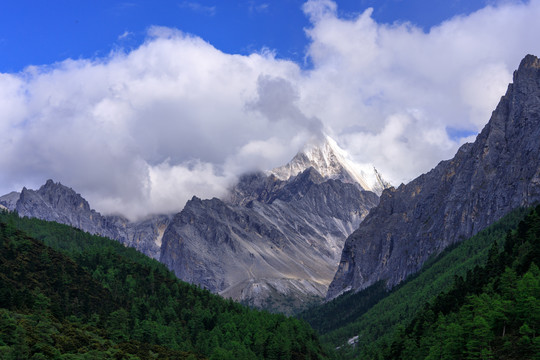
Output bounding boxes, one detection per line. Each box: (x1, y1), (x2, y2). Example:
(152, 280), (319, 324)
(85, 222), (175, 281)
(328, 54), (540, 299)
(161, 167), (379, 313)
(12, 180), (170, 259)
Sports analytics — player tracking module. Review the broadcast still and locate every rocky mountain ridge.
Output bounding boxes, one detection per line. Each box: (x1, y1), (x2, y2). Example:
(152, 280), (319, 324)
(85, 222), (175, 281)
(3, 180), (170, 260)
(161, 167), (379, 312)
(2, 136), (383, 312)
(327, 54), (540, 299)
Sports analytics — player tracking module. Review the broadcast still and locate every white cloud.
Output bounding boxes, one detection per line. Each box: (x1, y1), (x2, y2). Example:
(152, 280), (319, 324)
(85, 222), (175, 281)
(1, 0), (540, 218)
(0, 31), (303, 219)
(118, 31), (132, 40)
(247, 2), (270, 14)
(179, 2), (217, 16)
(298, 0), (539, 183)
(247, 75), (324, 136)
(145, 160), (231, 215)
(302, 0), (337, 23)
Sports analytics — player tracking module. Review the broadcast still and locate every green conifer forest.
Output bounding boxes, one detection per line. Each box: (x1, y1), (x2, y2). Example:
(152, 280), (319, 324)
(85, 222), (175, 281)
(0, 210), (326, 359)
(300, 206), (539, 359)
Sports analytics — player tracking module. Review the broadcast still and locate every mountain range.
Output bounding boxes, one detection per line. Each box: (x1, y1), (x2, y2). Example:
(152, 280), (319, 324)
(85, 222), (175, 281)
(1, 180), (171, 260)
(2, 54), (540, 358)
(3, 54), (540, 321)
(1, 135), (387, 313)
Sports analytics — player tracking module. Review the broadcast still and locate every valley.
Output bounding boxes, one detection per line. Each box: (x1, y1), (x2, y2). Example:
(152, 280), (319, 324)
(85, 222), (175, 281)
(2, 50), (540, 359)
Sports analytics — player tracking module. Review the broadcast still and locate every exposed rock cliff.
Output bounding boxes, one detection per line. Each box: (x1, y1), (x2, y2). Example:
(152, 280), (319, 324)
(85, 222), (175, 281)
(327, 54), (540, 299)
(160, 167), (379, 313)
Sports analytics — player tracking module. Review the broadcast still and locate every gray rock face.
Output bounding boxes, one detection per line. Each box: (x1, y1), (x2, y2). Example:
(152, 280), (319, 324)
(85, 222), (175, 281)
(0, 191), (20, 211)
(225, 172), (289, 206)
(4, 137), (383, 311)
(327, 54), (540, 299)
(160, 167), (379, 312)
(13, 180), (170, 259)
(101, 214), (171, 260)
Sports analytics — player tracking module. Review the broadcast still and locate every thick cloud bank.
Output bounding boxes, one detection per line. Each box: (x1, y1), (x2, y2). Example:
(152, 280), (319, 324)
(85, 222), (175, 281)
(1, 1), (539, 219)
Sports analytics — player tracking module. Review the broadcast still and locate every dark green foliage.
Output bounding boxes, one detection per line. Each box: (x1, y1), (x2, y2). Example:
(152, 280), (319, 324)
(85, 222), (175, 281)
(298, 207), (530, 359)
(0, 225), (114, 320)
(0, 210), (327, 359)
(380, 205), (540, 359)
(298, 280), (388, 334)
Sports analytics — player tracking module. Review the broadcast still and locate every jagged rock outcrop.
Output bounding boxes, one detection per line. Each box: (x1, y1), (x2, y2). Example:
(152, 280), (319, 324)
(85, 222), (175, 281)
(226, 172), (289, 206)
(327, 54), (540, 299)
(12, 180), (170, 259)
(160, 167), (379, 313)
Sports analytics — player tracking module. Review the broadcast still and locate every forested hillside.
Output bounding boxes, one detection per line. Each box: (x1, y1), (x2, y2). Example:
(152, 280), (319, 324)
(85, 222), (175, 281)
(299, 207), (533, 359)
(0, 210), (327, 359)
(379, 204), (540, 359)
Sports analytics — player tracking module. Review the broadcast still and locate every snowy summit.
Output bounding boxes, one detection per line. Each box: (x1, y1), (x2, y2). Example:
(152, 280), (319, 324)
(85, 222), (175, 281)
(270, 136), (390, 195)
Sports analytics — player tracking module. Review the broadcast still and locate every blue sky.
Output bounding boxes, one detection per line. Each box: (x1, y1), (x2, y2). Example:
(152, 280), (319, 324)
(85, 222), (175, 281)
(1, 0), (539, 218)
(1, 0), (493, 72)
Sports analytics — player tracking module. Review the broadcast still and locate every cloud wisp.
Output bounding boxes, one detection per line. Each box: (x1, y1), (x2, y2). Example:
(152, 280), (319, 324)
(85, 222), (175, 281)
(179, 2), (217, 16)
(1, 0), (540, 219)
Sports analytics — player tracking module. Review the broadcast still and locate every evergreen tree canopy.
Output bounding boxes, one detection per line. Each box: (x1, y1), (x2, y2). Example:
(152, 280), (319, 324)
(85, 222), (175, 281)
(0, 210), (327, 359)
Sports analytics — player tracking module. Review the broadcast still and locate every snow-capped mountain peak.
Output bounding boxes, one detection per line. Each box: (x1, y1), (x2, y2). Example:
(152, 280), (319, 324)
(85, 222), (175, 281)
(270, 136), (390, 195)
